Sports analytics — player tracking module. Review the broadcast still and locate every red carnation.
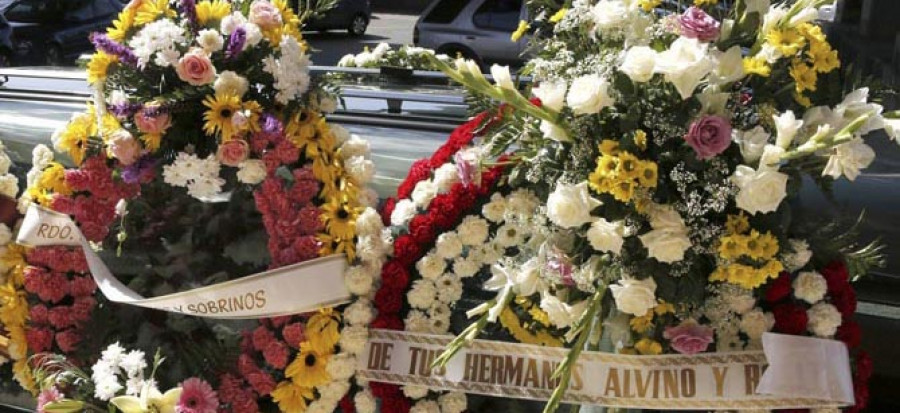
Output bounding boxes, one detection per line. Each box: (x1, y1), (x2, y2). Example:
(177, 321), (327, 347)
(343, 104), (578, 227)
(29, 305), (49, 325)
(262, 340), (290, 370)
(55, 329), (82, 354)
(369, 382), (402, 399)
(381, 197), (396, 226)
(852, 380), (870, 411)
(398, 159), (433, 200)
(339, 394), (355, 413)
(855, 350), (873, 382)
(765, 272), (792, 303)
(428, 195), (458, 230)
(374, 287), (403, 314)
(830, 287), (857, 318)
(380, 261), (410, 290)
(409, 214), (436, 245)
(393, 235), (422, 266)
(836, 320), (862, 349)
(380, 395), (411, 413)
(821, 260), (850, 293)
(25, 327), (54, 353)
(281, 322), (305, 349)
(772, 303), (808, 335)
(371, 315), (403, 330)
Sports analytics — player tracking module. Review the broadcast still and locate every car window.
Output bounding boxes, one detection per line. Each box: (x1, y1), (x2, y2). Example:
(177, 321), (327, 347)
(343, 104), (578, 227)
(422, 0), (467, 24)
(472, 0), (521, 32)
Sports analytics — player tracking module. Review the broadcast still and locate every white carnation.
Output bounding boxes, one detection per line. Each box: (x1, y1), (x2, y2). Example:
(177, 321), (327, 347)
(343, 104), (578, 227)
(432, 163), (460, 193)
(411, 179), (438, 208)
(196, 29), (224, 53)
(784, 239), (813, 271)
(402, 385), (429, 400)
(416, 253), (447, 280)
(356, 207), (383, 237)
(410, 400), (440, 413)
(325, 354), (356, 381)
(0, 175), (18, 199)
(436, 274), (463, 303)
(404, 310), (431, 333)
(339, 325), (368, 355)
(346, 156), (376, 184)
(357, 234), (386, 264)
(407, 280), (437, 309)
(457, 216), (490, 246)
(390, 199), (418, 226)
(739, 308), (775, 339)
(345, 265), (375, 296)
(345, 299), (374, 326)
(439, 392), (467, 413)
(354, 390), (377, 413)
(435, 232), (464, 259)
(807, 303), (842, 337)
(793, 271), (828, 304)
(236, 160), (266, 184)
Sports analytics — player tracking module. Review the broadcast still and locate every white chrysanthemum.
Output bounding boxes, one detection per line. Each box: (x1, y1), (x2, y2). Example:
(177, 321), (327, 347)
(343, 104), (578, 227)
(407, 279), (437, 309)
(482, 192), (508, 223)
(339, 325), (368, 355)
(453, 257), (481, 278)
(793, 271), (828, 304)
(262, 36), (311, 104)
(506, 189), (540, 218)
(354, 390), (377, 413)
(390, 199), (418, 226)
(345, 265), (375, 296)
(355, 208), (383, 237)
(128, 19), (187, 68)
(345, 298), (375, 326)
(346, 156), (376, 184)
(93, 378), (123, 401)
(428, 302), (451, 320)
(214, 70), (249, 97)
(411, 179), (438, 208)
(739, 308), (775, 340)
(416, 253), (447, 280)
(435, 232), (464, 259)
(457, 216), (489, 246)
(410, 400), (440, 413)
(807, 303), (842, 337)
(404, 310), (430, 333)
(438, 392), (467, 413)
(101, 342), (127, 366)
(163, 153), (225, 199)
(436, 274), (463, 304)
(494, 223), (526, 248)
(196, 29), (224, 53)
(119, 350), (147, 378)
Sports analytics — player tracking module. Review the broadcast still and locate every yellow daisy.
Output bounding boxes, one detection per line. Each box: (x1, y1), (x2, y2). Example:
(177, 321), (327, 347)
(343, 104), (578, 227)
(321, 198), (362, 241)
(616, 152), (641, 180)
(790, 60), (817, 93)
(107, 6), (137, 42)
(637, 161), (658, 188)
(202, 94), (242, 139)
(87, 52), (117, 86)
(271, 381), (313, 413)
(196, 0), (232, 27)
(743, 57), (771, 77)
(286, 341), (332, 388)
(549, 7), (568, 23)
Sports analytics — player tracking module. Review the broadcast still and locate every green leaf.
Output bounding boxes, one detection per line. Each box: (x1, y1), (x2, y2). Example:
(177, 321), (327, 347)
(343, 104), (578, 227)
(43, 400), (86, 413)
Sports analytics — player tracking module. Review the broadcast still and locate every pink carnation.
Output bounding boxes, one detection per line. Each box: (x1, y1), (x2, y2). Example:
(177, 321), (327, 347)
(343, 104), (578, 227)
(55, 329), (82, 353)
(38, 272), (70, 304)
(245, 370), (276, 396)
(262, 340), (290, 369)
(48, 306), (74, 329)
(251, 325), (276, 352)
(69, 275), (97, 297)
(281, 323), (305, 349)
(30, 305), (50, 325)
(26, 327), (54, 353)
(663, 319), (714, 355)
(292, 236), (321, 262)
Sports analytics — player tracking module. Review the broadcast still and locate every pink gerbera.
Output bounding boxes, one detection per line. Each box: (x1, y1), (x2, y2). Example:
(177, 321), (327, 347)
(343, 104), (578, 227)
(177, 378), (219, 413)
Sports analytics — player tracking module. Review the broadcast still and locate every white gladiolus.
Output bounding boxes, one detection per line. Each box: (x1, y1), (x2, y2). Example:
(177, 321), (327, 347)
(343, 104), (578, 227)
(774, 110), (804, 149)
(822, 138), (875, 181)
(490, 64), (515, 91)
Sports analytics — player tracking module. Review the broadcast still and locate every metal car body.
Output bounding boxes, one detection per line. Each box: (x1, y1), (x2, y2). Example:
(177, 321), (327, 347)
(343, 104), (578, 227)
(0, 66), (896, 410)
(296, 0), (372, 36)
(0, 0), (122, 66)
(413, 0), (527, 66)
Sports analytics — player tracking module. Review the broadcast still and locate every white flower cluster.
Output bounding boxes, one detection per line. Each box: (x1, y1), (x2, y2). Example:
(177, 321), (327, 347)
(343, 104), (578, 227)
(91, 343), (152, 401)
(162, 152), (225, 199)
(702, 284), (775, 351)
(263, 36), (311, 105)
(18, 144), (54, 213)
(129, 19), (187, 68)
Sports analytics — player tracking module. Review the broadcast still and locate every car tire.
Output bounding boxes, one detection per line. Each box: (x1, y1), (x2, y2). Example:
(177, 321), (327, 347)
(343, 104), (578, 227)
(0, 51), (10, 68)
(45, 44), (63, 66)
(347, 14), (368, 37)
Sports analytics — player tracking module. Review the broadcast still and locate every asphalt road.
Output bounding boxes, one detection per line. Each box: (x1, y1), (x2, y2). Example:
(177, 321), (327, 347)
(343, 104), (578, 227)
(304, 13), (417, 66)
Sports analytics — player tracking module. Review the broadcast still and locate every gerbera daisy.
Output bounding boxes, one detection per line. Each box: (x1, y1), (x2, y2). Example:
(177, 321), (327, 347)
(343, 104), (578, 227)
(317, 233), (356, 261)
(176, 378), (219, 413)
(270, 381), (313, 413)
(285, 341), (331, 388)
(53, 112), (94, 165)
(195, 0), (232, 27)
(307, 309), (341, 352)
(107, 6), (137, 42)
(87, 51), (118, 86)
(202, 94), (242, 139)
(288, 112), (335, 158)
(320, 198), (361, 241)
(134, 0), (175, 26)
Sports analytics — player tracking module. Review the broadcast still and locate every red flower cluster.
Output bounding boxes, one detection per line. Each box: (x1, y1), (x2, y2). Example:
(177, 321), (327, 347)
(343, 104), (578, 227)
(763, 261), (869, 410)
(23, 246), (97, 356)
(372, 113), (504, 412)
(254, 165), (322, 268)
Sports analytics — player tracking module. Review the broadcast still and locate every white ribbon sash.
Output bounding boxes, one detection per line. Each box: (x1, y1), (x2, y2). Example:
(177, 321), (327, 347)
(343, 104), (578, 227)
(358, 329), (854, 410)
(17, 204), (350, 319)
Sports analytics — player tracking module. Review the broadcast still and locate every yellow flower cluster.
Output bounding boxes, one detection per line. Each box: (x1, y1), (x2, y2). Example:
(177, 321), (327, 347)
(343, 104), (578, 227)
(0, 244), (35, 393)
(638, 0), (662, 12)
(25, 162), (73, 208)
(763, 23), (840, 105)
(629, 301), (674, 334)
(87, 51), (119, 86)
(498, 299), (562, 347)
(54, 105), (121, 166)
(710, 215), (784, 289)
(202, 95), (262, 141)
(589, 140), (658, 203)
(278, 309), (341, 412)
(261, 0), (305, 47)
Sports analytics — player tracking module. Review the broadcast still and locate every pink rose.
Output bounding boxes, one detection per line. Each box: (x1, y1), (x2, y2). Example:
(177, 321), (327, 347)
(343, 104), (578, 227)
(134, 104), (171, 135)
(249, 1), (283, 29)
(684, 115), (732, 160)
(679, 7), (721, 42)
(107, 130), (141, 165)
(663, 319), (714, 355)
(216, 139), (250, 167)
(175, 48), (216, 86)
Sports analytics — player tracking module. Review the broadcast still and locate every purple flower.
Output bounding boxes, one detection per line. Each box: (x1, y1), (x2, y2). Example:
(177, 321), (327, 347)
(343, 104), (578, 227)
(122, 155), (158, 184)
(89, 33), (138, 67)
(663, 319), (714, 355)
(679, 7), (721, 42)
(226, 27), (246, 60)
(684, 115), (732, 160)
(108, 102), (143, 119)
(179, 0), (198, 31)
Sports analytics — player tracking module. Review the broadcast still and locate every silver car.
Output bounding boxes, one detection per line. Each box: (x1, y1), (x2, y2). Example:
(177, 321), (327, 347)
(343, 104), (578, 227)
(413, 0), (527, 66)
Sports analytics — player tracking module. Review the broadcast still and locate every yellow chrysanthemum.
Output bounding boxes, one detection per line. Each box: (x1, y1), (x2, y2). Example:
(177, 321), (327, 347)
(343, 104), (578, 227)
(798, 23), (826, 44)
(790, 60), (817, 93)
(499, 307), (562, 347)
(725, 213), (750, 235)
(135, 0), (175, 26)
(549, 7), (568, 23)
(794, 92), (813, 108)
(37, 162), (72, 196)
(637, 161), (658, 188)
(286, 341), (332, 388)
(635, 338), (663, 355)
(718, 234), (746, 260)
(810, 46), (840, 73)
(306, 308), (341, 353)
(271, 381), (313, 413)
(743, 56), (771, 77)
(630, 313), (654, 334)
(321, 198), (362, 241)
(599, 139), (620, 156)
(610, 179), (635, 202)
(13, 358), (35, 394)
(616, 152), (641, 180)
(0, 283), (28, 327)
(758, 232), (780, 259)
(766, 28), (806, 56)
(638, 0), (661, 12)
(511, 21), (530, 42)
(634, 130), (648, 151)
(195, 0), (231, 27)
(202, 94), (243, 139)
(87, 51), (118, 86)
(744, 231), (768, 260)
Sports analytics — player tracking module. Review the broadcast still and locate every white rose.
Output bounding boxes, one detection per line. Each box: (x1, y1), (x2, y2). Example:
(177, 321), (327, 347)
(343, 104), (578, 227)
(546, 182), (601, 228)
(196, 29), (224, 53)
(236, 160), (266, 184)
(655, 37), (713, 100)
(344, 298), (374, 326)
(807, 303), (842, 337)
(620, 46), (657, 83)
(402, 385), (429, 400)
(587, 218), (625, 254)
(739, 308), (774, 339)
(432, 163), (460, 193)
(411, 180), (438, 208)
(354, 390), (377, 413)
(355, 207), (383, 237)
(609, 277), (657, 317)
(773, 110), (804, 149)
(390, 199), (418, 226)
(784, 239), (813, 271)
(345, 265), (375, 296)
(710, 46), (744, 86)
(438, 392), (467, 413)
(591, 0), (628, 31)
(639, 207), (692, 263)
(346, 156), (375, 184)
(435, 231), (463, 259)
(532, 79), (567, 111)
(539, 294), (589, 329)
(408, 279), (437, 309)
(566, 74), (613, 115)
(793, 271), (828, 304)
(416, 253), (447, 280)
(735, 126), (771, 164)
(340, 134), (370, 159)
(731, 165), (788, 215)
(410, 400), (440, 413)
(482, 193), (507, 223)
(490, 64), (515, 91)
(458, 216), (489, 246)
(822, 138), (875, 181)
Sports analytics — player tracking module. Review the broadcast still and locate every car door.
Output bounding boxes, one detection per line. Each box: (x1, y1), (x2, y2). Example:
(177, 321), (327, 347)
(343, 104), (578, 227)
(466, 0), (523, 64)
